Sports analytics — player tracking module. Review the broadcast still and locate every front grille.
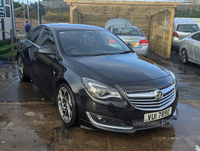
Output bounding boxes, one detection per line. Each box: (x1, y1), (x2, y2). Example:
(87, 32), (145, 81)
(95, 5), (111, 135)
(125, 84), (176, 111)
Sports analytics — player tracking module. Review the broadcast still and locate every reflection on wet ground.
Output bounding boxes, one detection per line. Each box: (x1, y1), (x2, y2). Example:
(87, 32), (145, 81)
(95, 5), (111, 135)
(0, 101), (200, 151)
(170, 53), (200, 76)
(1, 53), (200, 150)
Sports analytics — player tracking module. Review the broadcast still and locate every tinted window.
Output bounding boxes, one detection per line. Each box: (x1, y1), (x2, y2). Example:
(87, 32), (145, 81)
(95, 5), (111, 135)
(29, 27), (42, 44)
(59, 30), (130, 56)
(113, 27), (143, 36)
(177, 24), (199, 33)
(40, 28), (55, 50)
(191, 33), (200, 41)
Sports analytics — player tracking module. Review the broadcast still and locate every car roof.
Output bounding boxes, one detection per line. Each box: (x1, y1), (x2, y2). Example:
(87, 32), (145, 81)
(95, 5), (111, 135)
(174, 18), (197, 25)
(42, 23), (107, 31)
(105, 18), (132, 29)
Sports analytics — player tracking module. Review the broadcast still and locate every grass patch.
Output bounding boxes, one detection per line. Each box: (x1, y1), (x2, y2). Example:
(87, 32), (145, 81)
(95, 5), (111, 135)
(17, 36), (24, 40)
(0, 49), (18, 59)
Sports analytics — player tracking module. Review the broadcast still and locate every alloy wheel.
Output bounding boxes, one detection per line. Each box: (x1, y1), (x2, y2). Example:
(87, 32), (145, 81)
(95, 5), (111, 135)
(181, 49), (188, 63)
(58, 87), (73, 123)
(17, 56), (24, 79)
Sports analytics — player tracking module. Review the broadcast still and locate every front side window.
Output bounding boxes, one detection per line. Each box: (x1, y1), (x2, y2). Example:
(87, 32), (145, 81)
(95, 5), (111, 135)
(177, 24), (199, 33)
(58, 30), (130, 56)
(40, 28), (55, 50)
(29, 27), (42, 44)
(191, 33), (200, 41)
(113, 27), (143, 36)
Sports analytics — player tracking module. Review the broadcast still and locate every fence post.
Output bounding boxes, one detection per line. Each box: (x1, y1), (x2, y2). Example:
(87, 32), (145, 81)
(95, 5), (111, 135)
(155, 11), (160, 53)
(167, 7), (175, 61)
(70, 5), (77, 24)
(10, 29), (15, 61)
(1, 18), (5, 40)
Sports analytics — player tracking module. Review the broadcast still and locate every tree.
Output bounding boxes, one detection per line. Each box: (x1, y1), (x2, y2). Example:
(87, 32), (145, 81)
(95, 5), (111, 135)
(14, 2), (23, 9)
(187, 0), (199, 14)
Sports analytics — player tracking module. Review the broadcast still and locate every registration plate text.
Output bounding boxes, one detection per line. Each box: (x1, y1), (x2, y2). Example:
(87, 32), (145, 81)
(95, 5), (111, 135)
(144, 107), (172, 122)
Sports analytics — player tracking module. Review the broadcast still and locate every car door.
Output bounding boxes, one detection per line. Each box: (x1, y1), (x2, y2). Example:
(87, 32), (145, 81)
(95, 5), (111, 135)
(24, 27), (43, 81)
(185, 33), (200, 62)
(34, 27), (62, 95)
(193, 33), (200, 64)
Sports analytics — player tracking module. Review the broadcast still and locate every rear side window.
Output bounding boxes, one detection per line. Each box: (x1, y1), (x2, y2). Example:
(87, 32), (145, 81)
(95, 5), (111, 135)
(108, 26), (111, 31)
(177, 24), (199, 33)
(28, 27), (42, 44)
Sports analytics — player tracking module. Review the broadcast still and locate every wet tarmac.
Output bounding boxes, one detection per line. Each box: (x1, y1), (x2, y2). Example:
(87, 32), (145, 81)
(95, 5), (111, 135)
(170, 52), (200, 76)
(1, 51), (200, 151)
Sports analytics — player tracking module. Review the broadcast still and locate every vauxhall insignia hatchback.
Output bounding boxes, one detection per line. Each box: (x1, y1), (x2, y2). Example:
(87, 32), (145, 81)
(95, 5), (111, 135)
(17, 24), (179, 133)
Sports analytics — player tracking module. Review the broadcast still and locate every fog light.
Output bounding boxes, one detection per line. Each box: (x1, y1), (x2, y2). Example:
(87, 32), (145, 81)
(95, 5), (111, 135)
(87, 112), (131, 129)
(97, 115), (106, 123)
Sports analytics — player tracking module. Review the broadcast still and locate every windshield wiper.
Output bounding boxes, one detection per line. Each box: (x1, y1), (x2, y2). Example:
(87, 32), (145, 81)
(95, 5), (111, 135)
(92, 53), (117, 56)
(120, 51), (132, 54)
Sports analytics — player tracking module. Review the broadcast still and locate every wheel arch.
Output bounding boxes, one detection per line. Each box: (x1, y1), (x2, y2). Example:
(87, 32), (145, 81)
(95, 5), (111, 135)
(54, 78), (74, 102)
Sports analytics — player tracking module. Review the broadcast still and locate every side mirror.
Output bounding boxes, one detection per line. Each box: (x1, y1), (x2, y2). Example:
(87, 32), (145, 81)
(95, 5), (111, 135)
(127, 42), (134, 50)
(38, 45), (55, 55)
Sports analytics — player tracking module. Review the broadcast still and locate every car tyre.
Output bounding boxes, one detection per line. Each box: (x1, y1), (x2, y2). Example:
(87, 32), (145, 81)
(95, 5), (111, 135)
(57, 83), (78, 127)
(181, 49), (188, 64)
(17, 54), (30, 81)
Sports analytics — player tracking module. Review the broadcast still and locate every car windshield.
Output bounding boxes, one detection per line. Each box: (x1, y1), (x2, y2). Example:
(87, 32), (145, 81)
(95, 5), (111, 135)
(58, 30), (131, 56)
(113, 27), (143, 36)
(177, 24), (199, 32)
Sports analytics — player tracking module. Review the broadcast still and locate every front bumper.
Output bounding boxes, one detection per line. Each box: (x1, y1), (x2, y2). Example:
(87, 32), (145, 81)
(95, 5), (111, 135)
(133, 46), (149, 57)
(77, 88), (179, 133)
(79, 108), (178, 133)
(172, 37), (181, 47)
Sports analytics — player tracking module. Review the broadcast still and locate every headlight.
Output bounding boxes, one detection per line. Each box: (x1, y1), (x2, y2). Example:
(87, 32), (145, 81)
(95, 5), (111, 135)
(82, 77), (122, 100)
(168, 70), (177, 85)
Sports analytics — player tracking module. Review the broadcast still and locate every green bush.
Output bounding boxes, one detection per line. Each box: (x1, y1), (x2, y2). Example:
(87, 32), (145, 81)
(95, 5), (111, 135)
(0, 45), (11, 54)
(175, 10), (200, 18)
(0, 40), (7, 47)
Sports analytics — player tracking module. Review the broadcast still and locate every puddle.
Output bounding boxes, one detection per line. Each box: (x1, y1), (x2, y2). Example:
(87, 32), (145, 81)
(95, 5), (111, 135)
(152, 59), (169, 66)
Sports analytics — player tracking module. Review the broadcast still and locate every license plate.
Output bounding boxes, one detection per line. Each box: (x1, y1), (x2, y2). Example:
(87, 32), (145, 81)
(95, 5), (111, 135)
(144, 107), (172, 122)
(131, 43), (136, 47)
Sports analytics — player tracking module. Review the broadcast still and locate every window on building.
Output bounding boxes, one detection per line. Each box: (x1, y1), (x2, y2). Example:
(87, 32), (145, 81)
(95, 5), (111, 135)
(5, 6), (10, 18)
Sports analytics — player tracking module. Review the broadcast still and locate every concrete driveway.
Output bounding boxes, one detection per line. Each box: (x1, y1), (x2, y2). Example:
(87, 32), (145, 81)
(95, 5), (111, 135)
(0, 51), (200, 151)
